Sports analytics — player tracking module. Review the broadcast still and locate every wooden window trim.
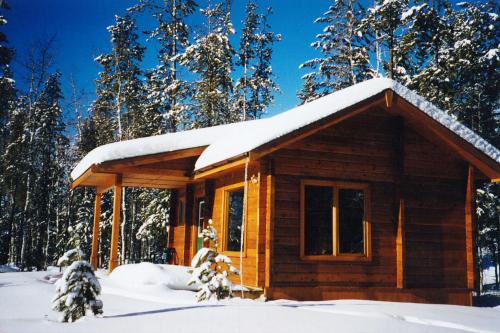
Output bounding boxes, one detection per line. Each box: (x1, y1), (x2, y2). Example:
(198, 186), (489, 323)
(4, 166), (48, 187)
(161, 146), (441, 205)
(300, 179), (372, 262)
(220, 182), (247, 258)
(190, 196), (205, 258)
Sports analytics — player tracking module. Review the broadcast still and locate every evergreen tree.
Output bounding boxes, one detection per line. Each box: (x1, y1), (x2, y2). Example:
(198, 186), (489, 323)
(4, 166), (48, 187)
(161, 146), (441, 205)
(178, 1), (235, 127)
(52, 261), (103, 322)
(235, 3), (281, 120)
(361, 0), (409, 79)
(94, 13), (146, 141)
(0, 0), (16, 264)
(397, 1), (453, 107)
(135, 189), (170, 261)
(444, 1), (499, 145)
(298, 0), (371, 103)
(1, 98), (28, 265)
(0, 0), (15, 150)
(29, 72), (68, 267)
(131, 0), (197, 132)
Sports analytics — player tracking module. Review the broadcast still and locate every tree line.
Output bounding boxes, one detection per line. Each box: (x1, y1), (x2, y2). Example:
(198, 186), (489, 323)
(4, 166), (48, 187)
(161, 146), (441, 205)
(0, 0), (498, 291)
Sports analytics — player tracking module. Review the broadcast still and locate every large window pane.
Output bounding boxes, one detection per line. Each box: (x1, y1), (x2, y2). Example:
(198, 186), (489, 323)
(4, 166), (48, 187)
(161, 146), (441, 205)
(304, 185), (333, 255)
(226, 190), (244, 251)
(338, 189), (364, 254)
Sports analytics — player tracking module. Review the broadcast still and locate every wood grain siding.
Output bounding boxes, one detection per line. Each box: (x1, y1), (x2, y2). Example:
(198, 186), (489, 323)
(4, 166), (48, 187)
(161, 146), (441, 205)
(268, 107), (468, 293)
(210, 166), (261, 287)
(171, 187), (186, 265)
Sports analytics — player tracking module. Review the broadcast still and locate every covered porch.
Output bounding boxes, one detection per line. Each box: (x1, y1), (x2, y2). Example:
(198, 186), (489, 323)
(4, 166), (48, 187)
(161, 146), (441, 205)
(70, 146), (205, 272)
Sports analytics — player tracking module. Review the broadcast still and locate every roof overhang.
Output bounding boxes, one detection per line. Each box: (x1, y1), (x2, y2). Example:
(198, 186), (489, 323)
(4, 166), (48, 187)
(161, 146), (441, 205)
(70, 147), (205, 192)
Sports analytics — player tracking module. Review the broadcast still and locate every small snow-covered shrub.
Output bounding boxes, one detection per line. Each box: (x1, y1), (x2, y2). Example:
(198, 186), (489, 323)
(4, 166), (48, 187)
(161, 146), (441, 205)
(57, 248), (84, 268)
(188, 219), (239, 301)
(52, 261), (103, 322)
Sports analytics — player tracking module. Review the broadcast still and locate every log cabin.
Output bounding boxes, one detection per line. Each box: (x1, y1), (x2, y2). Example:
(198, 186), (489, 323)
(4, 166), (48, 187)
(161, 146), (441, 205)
(70, 78), (500, 305)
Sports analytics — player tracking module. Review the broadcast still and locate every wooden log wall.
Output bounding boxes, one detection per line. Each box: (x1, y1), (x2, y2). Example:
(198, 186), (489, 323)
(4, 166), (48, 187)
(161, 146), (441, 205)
(267, 107), (468, 294)
(209, 166), (261, 287)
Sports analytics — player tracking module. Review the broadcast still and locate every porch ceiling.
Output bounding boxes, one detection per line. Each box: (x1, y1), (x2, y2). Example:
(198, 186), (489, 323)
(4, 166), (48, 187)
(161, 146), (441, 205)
(70, 148), (202, 192)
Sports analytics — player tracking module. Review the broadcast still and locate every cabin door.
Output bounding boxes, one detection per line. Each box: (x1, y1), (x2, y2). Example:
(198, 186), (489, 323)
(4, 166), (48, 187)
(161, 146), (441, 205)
(195, 199), (205, 252)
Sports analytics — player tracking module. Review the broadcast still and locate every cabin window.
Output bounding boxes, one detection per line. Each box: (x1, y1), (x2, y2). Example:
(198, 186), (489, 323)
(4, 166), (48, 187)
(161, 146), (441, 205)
(224, 187), (244, 252)
(178, 200), (186, 226)
(301, 180), (370, 260)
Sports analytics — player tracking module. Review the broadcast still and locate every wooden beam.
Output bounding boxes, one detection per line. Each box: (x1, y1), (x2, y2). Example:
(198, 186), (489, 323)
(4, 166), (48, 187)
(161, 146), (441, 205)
(396, 198), (405, 289)
(98, 146), (205, 170)
(394, 97), (500, 180)
(70, 166), (97, 190)
(184, 184), (194, 265)
(465, 165), (475, 290)
(385, 89), (394, 109)
(120, 167), (190, 180)
(264, 159), (275, 293)
(167, 189), (178, 251)
(193, 157), (248, 180)
(252, 98), (386, 162)
(393, 117), (405, 289)
(109, 174), (122, 273)
(90, 191), (102, 270)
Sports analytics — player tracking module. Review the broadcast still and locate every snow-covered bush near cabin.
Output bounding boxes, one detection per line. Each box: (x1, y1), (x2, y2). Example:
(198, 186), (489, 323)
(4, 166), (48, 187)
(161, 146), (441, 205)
(52, 261), (103, 322)
(57, 248), (84, 268)
(188, 219), (239, 301)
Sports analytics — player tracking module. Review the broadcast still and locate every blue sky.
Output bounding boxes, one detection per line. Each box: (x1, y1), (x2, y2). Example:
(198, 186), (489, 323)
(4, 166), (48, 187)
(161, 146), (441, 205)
(4, 0), (330, 125)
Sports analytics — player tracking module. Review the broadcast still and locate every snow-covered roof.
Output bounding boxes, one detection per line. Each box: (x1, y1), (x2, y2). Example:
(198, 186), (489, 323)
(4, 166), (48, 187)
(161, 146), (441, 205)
(70, 119), (264, 180)
(71, 78), (500, 181)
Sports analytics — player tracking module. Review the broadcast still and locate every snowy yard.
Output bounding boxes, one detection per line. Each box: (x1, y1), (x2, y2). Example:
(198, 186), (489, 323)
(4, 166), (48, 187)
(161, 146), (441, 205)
(1, 263), (500, 333)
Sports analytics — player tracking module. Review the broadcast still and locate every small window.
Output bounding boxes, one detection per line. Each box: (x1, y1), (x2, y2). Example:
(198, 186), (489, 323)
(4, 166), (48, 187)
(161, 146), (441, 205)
(224, 188), (244, 252)
(178, 200), (185, 226)
(301, 180), (370, 260)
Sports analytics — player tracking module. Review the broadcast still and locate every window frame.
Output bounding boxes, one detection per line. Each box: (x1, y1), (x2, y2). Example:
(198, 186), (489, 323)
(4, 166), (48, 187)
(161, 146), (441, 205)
(221, 182), (247, 257)
(300, 179), (372, 262)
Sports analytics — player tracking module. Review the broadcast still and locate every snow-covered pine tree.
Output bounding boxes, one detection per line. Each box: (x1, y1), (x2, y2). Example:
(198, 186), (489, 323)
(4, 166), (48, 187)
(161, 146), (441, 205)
(91, 55), (116, 146)
(29, 72), (68, 268)
(52, 260), (103, 322)
(178, 0), (236, 127)
(57, 248), (84, 268)
(131, 0), (197, 132)
(1, 98), (28, 265)
(444, 1), (499, 145)
(298, 0), (371, 104)
(67, 188), (93, 257)
(135, 189), (170, 262)
(476, 184), (500, 291)
(188, 219), (239, 301)
(235, 3), (281, 120)
(360, 0), (409, 79)
(105, 13), (147, 141)
(0, 0), (17, 265)
(0, 0), (15, 152)
(397, 1), (453, 105)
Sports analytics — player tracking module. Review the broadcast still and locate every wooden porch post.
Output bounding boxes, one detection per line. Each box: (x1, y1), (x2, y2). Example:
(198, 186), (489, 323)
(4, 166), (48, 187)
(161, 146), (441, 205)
(90, 191), (102, 270)
(109, 175), (122, 273)
(465, 165), (475, 291)
(393, 117), (406, 289)
(264, 159), (275, 294)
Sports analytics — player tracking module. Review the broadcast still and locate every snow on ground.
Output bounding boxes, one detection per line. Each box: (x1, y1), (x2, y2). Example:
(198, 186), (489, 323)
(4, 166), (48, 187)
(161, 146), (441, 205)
(0, 264), (19, 273)
(483, 266), (498, 286)
(1, 264), (500, 333)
